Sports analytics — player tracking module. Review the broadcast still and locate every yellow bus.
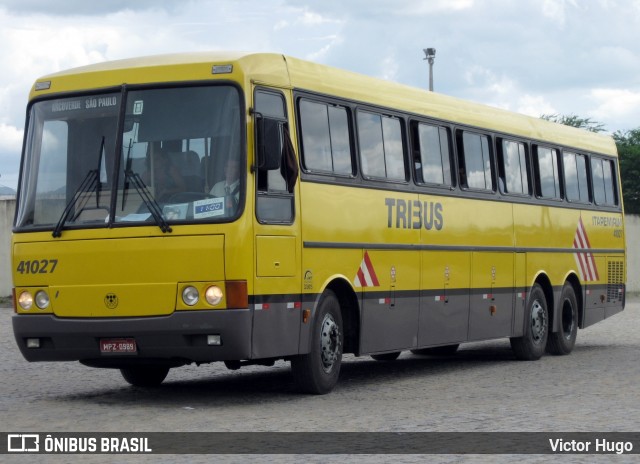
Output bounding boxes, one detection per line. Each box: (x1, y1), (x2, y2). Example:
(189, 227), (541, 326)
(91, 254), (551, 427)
(12, 52), (626, 394)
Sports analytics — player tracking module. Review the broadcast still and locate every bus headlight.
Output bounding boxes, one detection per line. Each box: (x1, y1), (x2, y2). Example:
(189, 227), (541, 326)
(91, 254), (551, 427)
(18, 291), (33, 310)
(182, 286), (199, 306)
(205, 285), (223, 306)
(35, 291), (50, 309)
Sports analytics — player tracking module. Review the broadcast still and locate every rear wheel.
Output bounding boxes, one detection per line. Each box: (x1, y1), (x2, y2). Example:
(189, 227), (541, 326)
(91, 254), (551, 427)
(546, 283), (578, 355)
(291, 290), (343, 394)
(411, 344), (459, 356)
(371, 351), (401, 361)
(120, 365), (170, 387)
(510, 284), (548, 360)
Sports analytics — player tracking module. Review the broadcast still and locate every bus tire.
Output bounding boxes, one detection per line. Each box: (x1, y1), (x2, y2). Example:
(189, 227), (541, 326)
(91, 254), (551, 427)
(120, 365), (170, 387)
(411, 344), (459, 356)
(371, 351), (401, 361)
(546, 283), (578, 355)
(510, 284), (548, 361)
(291, 290), (343, 395)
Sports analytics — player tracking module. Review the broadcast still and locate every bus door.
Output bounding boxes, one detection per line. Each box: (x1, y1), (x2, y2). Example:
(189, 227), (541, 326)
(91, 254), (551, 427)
(251, 87), (302, 359)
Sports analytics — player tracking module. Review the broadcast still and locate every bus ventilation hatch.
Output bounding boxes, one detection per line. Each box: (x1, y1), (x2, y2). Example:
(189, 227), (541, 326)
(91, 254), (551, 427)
(607, 260), (624, 303)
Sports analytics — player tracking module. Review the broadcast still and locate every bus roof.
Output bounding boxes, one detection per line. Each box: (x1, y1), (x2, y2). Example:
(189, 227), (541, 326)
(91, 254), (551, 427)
(30, 51), (616, 156)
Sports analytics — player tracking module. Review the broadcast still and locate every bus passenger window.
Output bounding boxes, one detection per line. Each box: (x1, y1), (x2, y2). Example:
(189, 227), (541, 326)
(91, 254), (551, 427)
(299, 99), (353, 175)
(563, 151), (590, 203)
(534, 146), (561, 199)
(498, 139), (529, 195)
(414, 123), (451, 186)
(458, 131), (493, 191)
(357, 111), (406, 181)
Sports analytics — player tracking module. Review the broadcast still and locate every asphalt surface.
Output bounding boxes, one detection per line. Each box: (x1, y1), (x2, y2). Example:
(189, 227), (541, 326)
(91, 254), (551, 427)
(1, 298), (639, 463)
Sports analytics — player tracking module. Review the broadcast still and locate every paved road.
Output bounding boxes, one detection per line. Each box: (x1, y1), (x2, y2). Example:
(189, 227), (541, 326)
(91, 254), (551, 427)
(1, 299), (639, 463)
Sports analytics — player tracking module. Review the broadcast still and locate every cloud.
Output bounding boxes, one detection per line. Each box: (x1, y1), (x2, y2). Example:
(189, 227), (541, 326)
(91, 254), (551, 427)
(0, 0), (179, 15)
(0, 123), (23, 190)
(378, 53), (400, 82)
(299, 10), (337, 25)
(0, 124), (23, 155)
(291, 0), (474, 18)
(305, 35), (343, 62)
(393, 0), (476, 16)
(589, 88), (640, 121)
(516, 95), (557, 118)
(541, 0), (579, 27)
(2, 0), (640, 188)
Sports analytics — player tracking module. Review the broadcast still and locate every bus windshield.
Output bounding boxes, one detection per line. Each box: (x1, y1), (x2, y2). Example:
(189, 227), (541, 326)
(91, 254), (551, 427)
(15, 85), (243, 232)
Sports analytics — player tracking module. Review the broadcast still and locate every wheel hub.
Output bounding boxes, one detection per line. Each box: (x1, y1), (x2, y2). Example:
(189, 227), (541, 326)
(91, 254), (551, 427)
(562, 298), (575, 340)
(320, 313), (341, 373)
(530, 300), (547, 344)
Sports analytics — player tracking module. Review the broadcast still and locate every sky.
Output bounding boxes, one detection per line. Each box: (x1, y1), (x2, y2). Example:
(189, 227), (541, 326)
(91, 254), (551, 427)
(1, 0), (639, 191)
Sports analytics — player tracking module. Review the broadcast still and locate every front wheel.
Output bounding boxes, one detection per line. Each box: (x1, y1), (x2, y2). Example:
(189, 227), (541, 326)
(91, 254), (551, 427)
(120, 365), (170, 387)
(291, 290), (343, 394)
(510, 284), (549, 360)
(546, 283), (578, 355)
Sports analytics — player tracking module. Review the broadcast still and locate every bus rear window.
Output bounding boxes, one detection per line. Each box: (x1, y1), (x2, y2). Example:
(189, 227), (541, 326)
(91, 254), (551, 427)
(591, 157), (618, 206)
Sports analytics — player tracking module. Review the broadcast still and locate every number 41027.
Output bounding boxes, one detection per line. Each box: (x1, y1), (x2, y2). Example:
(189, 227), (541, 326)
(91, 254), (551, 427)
(16, 259), (58, 274)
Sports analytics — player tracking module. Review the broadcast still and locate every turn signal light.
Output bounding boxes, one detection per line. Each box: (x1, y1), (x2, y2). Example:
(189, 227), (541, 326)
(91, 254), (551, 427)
(225, 281), (248, 309)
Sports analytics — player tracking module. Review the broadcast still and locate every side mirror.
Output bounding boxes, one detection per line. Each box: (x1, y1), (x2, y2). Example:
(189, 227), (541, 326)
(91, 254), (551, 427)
(257, 117), (282, 171)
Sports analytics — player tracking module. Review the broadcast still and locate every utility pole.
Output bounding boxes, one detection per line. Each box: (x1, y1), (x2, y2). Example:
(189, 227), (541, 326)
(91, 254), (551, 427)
(423, 48), (436, 91)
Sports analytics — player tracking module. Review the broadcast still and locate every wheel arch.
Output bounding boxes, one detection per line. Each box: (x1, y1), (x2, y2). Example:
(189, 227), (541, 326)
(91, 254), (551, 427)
(324, 277), (361, 356)
(532, 272), (555, 332)
(563, 272), (584, 329)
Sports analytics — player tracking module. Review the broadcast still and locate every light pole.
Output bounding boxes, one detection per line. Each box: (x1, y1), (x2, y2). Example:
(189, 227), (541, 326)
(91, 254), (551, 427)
(423, 48), (436, 91)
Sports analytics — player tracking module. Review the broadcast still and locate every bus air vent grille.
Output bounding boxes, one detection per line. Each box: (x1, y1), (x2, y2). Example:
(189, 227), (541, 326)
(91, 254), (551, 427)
(607, 260), (624, 303)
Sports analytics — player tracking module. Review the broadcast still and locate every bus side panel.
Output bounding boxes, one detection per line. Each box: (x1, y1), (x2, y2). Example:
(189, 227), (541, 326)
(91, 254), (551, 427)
(579, 210), (625, 328)
(512, 252), (527, 337)
(583, 283), (606, 327)
(418, 251), (470, 347)
(359, 249), (420, 353)
(460, 198), (514, 342)
(251, 232), (302, 359)
(515, 203), (579, 330)
(582, 255), (625, 327)
(468, 251), (514, 341)
(298, 247), (363, 355)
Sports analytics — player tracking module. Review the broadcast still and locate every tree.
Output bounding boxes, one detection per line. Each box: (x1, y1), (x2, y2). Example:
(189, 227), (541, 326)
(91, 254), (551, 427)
(613, 129), (640, 214)
(540, 113), (606, 133)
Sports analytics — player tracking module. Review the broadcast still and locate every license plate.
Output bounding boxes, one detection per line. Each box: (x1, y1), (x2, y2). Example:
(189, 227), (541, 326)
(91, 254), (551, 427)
(100, 338), (137, 354)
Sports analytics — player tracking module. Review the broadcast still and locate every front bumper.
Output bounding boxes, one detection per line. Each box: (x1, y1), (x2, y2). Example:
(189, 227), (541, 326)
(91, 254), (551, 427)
(12, 309), (252, 367)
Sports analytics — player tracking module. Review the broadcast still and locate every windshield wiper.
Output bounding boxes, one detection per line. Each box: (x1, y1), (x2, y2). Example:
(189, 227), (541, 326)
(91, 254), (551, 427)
(52, 169), (99, 238)
(121, 138), (133, 211)
(124, 170), (172, 233)
(52, 136), (106, 238)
